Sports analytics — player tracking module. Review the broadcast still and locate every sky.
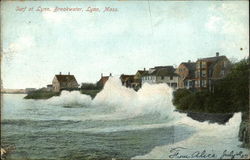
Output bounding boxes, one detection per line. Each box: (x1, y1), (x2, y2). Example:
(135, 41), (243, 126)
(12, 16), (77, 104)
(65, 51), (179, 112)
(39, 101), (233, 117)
(1, 0), (249, 89)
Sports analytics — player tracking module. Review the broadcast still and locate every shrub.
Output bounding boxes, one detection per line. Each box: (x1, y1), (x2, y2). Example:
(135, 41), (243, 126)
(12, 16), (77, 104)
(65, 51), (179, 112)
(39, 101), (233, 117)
(172, 89), (192, 106)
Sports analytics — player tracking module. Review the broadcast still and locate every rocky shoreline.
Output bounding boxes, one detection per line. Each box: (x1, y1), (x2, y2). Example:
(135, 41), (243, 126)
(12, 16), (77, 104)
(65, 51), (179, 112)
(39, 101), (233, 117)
(177, 110), (234, 124)
(238, 112), (249, 148)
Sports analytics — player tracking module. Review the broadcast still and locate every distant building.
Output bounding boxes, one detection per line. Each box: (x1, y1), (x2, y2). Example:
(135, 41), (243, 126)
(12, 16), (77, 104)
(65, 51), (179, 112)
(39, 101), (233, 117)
(142, 66), (179, 89)
(52, 72), (79, 92)
(120, 74), (135, 88)
(96, 73), (112, 89)
(195, 52), (231, 91)
(176, 60), (196, 90)
(133, 68), (148, 89)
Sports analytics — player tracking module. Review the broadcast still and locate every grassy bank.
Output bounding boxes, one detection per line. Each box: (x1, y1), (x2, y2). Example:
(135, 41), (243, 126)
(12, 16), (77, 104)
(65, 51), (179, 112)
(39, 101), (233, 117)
(80, 89), (101, 99)
(24, 89), (101, 100)
(24, 91), (60, 99)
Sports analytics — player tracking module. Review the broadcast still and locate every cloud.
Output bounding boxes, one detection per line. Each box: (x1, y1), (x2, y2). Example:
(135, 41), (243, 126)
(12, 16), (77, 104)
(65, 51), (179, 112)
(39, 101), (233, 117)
(205, 2), (249, 36)
(4, 35), (35, 54)
(205, 16), (221, 32)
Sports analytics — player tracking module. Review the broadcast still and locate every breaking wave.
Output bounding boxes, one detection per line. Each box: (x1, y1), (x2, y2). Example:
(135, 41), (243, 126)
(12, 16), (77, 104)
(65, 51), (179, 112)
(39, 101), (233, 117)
(92, 77), (176, 119)
(133, 112), (249, 159)
(47, 90), (92, 107)
(46, 77), (177, 120)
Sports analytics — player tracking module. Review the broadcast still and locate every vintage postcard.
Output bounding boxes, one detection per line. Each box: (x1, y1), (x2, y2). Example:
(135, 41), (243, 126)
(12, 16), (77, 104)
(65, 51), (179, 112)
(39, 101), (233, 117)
(1, 0), (249, 159)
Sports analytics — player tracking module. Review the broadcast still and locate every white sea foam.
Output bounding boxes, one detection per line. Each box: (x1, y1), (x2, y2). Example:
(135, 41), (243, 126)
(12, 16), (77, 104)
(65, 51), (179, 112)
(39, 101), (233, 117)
(47, 90), (92, 107)
(47, 77), (176, 120)
(133, 112), (249, 159)
(92, 77), (176, 119)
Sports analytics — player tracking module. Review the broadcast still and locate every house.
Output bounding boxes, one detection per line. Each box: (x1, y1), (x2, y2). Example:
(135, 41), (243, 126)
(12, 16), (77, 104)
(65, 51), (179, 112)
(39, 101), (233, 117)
(195, 52), (231, 91)
(133, 68), (148, 89)
(176, 60), (196, 90)
(96, 73), (112, 89)
(142, 66), (179, 89)
(52, 72), (79, 92)
(120, 74), (135, 88)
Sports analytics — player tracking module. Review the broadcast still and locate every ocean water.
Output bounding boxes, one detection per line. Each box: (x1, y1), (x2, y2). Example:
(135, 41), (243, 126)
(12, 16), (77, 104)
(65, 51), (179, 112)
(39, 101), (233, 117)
(1, 78), (249, 160)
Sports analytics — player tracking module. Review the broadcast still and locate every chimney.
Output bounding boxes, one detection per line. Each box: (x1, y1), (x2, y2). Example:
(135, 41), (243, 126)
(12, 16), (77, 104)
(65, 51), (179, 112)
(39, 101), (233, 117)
(101, 73), (103, 77)
(68, 72), (70, 75)
(110, 73), (112, 77)
(216, 52), (219, 57)
(144, 68), (146, 71)
(59, 72), (61, 75)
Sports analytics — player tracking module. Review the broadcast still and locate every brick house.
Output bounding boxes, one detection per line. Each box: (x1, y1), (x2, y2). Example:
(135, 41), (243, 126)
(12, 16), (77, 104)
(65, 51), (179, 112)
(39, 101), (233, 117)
(176, 60), (196, 90)
(52, 72), (79, 92)
(195, 52), (231, 91)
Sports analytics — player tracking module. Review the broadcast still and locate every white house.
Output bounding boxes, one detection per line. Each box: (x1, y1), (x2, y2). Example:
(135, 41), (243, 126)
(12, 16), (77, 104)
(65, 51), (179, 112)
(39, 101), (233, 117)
(142, 66), (179, 89)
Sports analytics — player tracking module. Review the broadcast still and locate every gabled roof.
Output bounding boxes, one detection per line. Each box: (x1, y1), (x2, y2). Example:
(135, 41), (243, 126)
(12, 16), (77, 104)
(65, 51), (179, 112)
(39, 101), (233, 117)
(153, 66), (172, 69)
(98, 76), (109, 83)
(198, 56), (227, 62)
(55, 75), (78, 84)
(120, 74), (135, 82)
(125, 76), (134, 82)
(179, 62), (196, 79)
(120, 74), (134, 79)
(136, 70), (148, 76)
(181, 62), (196, 71)
(145, 66), (178, 77)
(198, 56), (229, 71)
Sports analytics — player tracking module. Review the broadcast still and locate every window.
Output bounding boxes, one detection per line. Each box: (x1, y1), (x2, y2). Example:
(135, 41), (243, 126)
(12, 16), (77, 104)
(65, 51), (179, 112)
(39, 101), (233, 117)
(196, 80), (200, 87)
(202, 71), (206, 77)
(171, 83), (177, 88)
(189, 81), (193, 86)
(196, 63), (200, 68)
(202, 80), (206, 87)
(170, 76), (173, 80)
(161, 76), (164, 80)
(202, 62), (206, 68)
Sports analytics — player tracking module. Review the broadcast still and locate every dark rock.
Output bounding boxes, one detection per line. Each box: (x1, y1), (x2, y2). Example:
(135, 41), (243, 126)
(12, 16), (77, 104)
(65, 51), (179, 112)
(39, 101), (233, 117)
(238, 112), (249, 148)
(176, 110), (234, 124)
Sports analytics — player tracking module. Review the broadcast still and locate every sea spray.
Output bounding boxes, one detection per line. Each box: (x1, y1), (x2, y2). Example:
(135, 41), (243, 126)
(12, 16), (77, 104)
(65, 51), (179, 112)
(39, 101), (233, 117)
(47, 91), (92, 107)
(45, 77), (177, 121)
(92, 77), (176, 119)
